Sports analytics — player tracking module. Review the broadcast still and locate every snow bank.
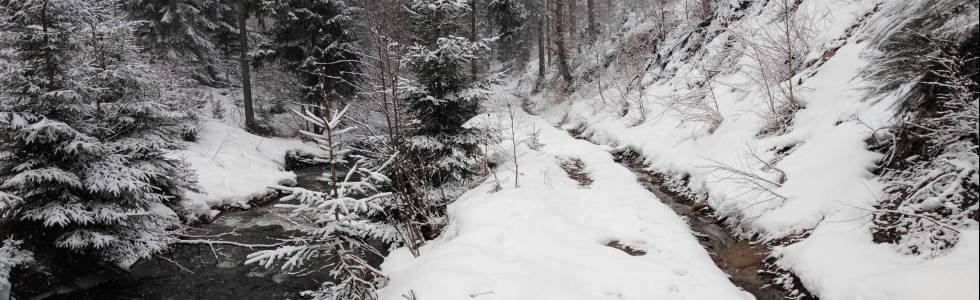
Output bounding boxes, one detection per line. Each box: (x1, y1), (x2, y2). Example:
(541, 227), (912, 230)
(522, 0), (977, 299)
(177, 88), (319, 218)
(378, 109), (752, 300)
(776, 226), (979, 300)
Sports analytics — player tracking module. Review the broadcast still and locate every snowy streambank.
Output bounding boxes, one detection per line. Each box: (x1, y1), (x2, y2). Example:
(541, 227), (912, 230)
(378, 109), (752, 300)
(176, 88), (320, 219)
(177, 119), (318, 218)
(777, 224), (979, 300)
(523, 0), (979, 299)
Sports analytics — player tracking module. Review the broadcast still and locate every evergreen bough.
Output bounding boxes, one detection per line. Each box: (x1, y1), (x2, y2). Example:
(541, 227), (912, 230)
(402, 0), (494, 194)
(0, 0), (197, 266)
(265, 0), (361, 107)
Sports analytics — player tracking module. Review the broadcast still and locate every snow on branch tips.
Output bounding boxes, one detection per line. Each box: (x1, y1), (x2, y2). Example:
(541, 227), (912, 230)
(246, 102), (398, 300)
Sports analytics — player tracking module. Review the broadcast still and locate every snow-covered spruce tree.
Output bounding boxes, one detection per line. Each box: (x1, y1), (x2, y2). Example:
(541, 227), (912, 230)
(122, 0), (228, 83)
(864, 0), (979, 257)
(246, 102), (398, 300)
(487, 0), (529, 68)
(0, 0), (196, 269)
(265, 0), (361, 116)
(399, 0), (495, 236)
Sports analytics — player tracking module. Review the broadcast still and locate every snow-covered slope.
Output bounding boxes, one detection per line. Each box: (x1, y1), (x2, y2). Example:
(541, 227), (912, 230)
(176, 88), (319, 219)
(516, 0), (978, 299)
(379, 108), (753, 300)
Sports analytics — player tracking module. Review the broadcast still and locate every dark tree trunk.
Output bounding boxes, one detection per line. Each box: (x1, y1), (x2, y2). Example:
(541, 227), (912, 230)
(567, 0), (577, 42)
(545, 0), (551, 64)
(586, 0), (598, 43)
(41, 0), (54, 90)
(553, 0), (573, 86)
(238, 2), (256, 130)
(537, 13), (546, 80)
(470, 0), (478, 81)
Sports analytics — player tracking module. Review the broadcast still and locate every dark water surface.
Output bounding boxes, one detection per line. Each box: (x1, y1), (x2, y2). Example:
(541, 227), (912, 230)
(54, 166), (331, 300)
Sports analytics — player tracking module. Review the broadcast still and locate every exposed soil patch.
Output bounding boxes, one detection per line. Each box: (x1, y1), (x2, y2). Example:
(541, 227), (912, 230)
(605, 241), (647, 256)
(558, 157), (594, 187)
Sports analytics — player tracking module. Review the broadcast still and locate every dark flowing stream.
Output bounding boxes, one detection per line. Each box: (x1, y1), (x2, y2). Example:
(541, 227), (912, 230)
(51, 166), (332, 300)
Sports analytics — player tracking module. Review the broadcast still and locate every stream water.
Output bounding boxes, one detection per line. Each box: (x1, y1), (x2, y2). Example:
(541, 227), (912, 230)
(558, 123), (792, 299)
(52, 166), (331, 300)
(613, 150), (788, 300)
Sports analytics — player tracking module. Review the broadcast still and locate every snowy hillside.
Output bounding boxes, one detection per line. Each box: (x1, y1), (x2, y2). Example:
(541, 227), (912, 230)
(514, 0), (978, 299)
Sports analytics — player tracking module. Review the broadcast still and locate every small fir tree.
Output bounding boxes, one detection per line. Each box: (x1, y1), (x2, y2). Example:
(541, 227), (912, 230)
(488, 0), (529, 67)
(398, 0), (496, 233)
(264, 0), (361, 122)
(247, 101), (398, 300)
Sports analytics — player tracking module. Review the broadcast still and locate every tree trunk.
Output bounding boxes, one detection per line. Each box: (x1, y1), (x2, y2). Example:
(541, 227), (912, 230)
(318, 66), (339, 200)
(537, 13), (546, 80)
(586, 0), (598, 43)
(238, 2), (256, 130)
(782, 0), (796, 108)
(553, 0), (573, 86)
(658, 0), (668, 39)
(545, 0), (551, 64)
(567, 0), (577, 43)
(470, 0), (478, 81)
(41, 0), (54, 90)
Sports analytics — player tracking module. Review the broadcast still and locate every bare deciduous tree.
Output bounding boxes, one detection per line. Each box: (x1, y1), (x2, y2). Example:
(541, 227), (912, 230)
(737, 0), (814, 135)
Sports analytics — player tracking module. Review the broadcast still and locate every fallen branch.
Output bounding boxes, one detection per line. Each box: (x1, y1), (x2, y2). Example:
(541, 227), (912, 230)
(157, 255), (195, 274)
(837, 201), (962, 234)
(176, 239), (285, 249)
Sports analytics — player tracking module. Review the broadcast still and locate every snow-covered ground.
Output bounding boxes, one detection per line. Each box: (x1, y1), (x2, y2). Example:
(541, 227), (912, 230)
(777, 224), (978, 300)
(176, 88), (319, 219)
(378, 108), (753, 300)
(510, 0), (980, 299)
